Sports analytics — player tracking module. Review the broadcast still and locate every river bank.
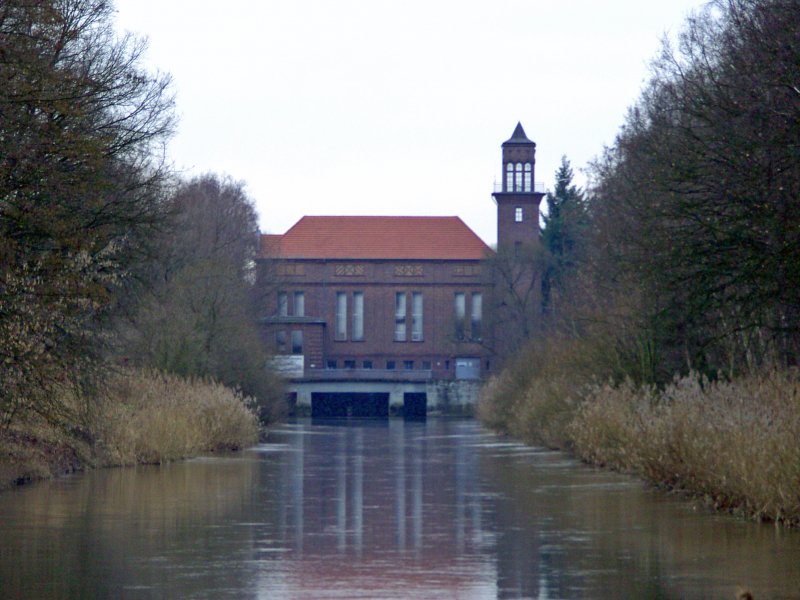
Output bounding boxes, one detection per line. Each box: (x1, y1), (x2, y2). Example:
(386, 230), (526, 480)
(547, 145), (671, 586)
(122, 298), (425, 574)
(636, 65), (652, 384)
(0, 369), (260, 490)
(479, 366), (800, 527)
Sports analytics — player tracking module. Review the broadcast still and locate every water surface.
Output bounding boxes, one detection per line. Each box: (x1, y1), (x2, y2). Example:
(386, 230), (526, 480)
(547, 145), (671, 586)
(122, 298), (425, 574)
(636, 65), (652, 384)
(1, 418), (799, 599)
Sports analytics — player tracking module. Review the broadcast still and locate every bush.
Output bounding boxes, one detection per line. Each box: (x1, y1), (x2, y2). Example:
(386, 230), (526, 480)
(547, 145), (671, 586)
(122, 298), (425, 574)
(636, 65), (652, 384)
(478, 334), (625, 448)
(94, 369), (260, 466)
(569, 370), (800, 525)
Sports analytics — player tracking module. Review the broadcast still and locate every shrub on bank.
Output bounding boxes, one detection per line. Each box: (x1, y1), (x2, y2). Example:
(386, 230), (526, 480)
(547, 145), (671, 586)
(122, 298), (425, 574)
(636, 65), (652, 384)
(0, 369), (260, 488)
(569, 370), (800, 525)
(481, 356), (800, 525)
(478, 335), (620, 448)
(94, 369), (260, 465)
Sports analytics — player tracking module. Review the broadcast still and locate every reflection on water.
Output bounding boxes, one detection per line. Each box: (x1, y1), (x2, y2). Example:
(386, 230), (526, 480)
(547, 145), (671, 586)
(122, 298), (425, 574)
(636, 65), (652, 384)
(0, 419), (799, 599)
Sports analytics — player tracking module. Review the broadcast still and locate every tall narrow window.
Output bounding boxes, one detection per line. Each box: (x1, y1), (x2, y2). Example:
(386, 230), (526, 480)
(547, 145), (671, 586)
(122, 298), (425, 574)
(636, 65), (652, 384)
(411, 292), (423, 341)
(515, 162), (523, 191)
(505, 163), (514, 191)
(291, 330), (303, 354)
(394, 292), (407, 341)
(293, 291), (305, 317)
(454, 292), (466, 340)
(515, 207), (523, 222)
(471, 293), (483, 341)
(524, 163), (532, 192)
(277, 292), (288, 316)
(352, 292), (364, 341)
(276, 330), (287, 352)
(335, 292), (347, 341)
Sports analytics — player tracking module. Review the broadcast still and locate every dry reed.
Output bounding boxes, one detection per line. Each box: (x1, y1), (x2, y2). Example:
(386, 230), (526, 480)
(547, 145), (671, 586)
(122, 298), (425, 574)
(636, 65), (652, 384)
(569, 370), (800, 525)
(0, 368), (260, 488)
(94, 369), (260, 465)
(480, 357), (800, 525)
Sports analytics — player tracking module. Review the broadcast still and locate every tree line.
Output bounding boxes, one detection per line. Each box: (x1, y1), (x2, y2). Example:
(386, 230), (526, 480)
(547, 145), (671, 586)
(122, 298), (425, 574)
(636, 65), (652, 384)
(493, 0), (799, 384)
(0, 0), (282, 435)
(479, 0), (800, 527)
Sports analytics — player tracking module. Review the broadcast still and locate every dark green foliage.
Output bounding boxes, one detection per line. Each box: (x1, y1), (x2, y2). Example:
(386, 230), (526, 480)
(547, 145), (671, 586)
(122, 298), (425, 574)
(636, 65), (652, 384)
(540, 156), (589, 317)
(542, 156), (588, 265)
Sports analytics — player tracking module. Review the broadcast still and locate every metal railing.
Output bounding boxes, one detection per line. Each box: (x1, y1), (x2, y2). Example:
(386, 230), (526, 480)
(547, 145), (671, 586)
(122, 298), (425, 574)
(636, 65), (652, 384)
(300, 368), (434, 382)
(492, 181), (546, 194)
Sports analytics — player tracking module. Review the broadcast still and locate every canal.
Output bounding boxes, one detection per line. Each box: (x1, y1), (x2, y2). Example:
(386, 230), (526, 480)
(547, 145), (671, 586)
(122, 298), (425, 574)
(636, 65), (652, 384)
(1, 418), (799, 599)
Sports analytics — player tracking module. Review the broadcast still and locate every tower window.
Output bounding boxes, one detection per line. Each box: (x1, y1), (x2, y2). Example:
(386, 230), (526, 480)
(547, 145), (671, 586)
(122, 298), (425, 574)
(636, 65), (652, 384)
(515, 207), (523, 222)
(515, 162), (523, 191)
(505, 163), (514, 192)
(524, 163), (532, 192)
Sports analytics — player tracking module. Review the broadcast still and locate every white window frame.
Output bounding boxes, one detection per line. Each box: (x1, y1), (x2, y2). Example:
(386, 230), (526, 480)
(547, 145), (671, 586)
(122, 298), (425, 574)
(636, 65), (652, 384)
(394, 292), (407, 342)
(277, 292), (288, 316)
(352, 292), (364, 341)
(335, 292), (347, 341)
(411, 292), (423, 341)
(293, 291), (305, 317)
(471, 293), (482, 341)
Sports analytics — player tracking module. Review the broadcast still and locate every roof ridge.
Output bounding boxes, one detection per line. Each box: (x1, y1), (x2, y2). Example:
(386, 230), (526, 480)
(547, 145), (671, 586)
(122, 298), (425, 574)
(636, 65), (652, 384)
(260, 215), (491, 260)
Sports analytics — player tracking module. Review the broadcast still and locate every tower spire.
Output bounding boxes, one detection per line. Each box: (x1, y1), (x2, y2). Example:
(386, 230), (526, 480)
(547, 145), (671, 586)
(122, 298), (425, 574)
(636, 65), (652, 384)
(503, 122), (534, 145)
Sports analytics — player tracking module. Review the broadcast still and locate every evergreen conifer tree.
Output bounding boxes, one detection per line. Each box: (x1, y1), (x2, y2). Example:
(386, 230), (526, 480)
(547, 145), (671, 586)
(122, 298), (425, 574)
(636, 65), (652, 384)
(540, 156), (588, 315)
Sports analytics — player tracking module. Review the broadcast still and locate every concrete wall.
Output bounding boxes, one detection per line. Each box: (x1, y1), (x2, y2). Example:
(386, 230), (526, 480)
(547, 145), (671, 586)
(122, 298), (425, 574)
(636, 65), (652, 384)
(288, 378), (481, 416)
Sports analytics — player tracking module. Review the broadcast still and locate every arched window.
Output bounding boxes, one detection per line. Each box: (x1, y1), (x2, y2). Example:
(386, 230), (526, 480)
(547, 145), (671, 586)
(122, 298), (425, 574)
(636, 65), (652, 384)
(505, 163), (513, 191)
(515, 163), (523, 191)
(524, 163), (532, 192)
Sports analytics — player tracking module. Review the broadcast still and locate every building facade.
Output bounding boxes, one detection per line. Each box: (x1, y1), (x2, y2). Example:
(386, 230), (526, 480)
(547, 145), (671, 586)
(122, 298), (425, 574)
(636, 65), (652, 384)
(257, 124), (543, 416)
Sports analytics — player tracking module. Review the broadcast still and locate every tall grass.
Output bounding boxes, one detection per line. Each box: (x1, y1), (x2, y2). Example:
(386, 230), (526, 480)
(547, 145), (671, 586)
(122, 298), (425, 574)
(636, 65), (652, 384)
(480, 350), (800, 525)
(478, 335), (624, 448)
(93, 369), (260, 466)
(0, 369), (260, 488)
(569, 370), (800, 525)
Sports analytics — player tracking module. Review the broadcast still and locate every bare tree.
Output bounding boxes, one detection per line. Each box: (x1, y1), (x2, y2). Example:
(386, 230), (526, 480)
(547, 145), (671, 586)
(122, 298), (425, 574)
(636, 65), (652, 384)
(120, 175), (284, 423)
(588, 0), (800, 373)
(0, 0), (175, 426)
(484, 242), (551, 362)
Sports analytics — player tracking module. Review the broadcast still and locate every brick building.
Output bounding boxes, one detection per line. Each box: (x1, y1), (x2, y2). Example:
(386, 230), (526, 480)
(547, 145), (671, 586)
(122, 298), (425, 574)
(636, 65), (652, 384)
(257, 123), (543, 416)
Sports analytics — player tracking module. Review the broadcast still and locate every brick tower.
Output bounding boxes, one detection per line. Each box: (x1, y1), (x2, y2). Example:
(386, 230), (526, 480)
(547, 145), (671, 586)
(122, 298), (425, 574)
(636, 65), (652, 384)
(492, 122), (545, 248)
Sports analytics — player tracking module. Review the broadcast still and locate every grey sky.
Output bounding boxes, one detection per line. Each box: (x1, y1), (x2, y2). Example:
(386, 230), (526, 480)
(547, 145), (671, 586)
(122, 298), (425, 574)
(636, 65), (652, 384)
(115, 0), (704, 245)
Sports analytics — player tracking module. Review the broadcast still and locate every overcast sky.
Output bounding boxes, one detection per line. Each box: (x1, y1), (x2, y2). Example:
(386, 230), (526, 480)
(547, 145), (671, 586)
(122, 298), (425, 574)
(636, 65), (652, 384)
(114, 0), (705, 246)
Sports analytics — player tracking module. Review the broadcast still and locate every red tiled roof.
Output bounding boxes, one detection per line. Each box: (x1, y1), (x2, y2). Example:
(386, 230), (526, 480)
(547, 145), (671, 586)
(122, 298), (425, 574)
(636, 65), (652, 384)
(260, 216), (492, 260)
